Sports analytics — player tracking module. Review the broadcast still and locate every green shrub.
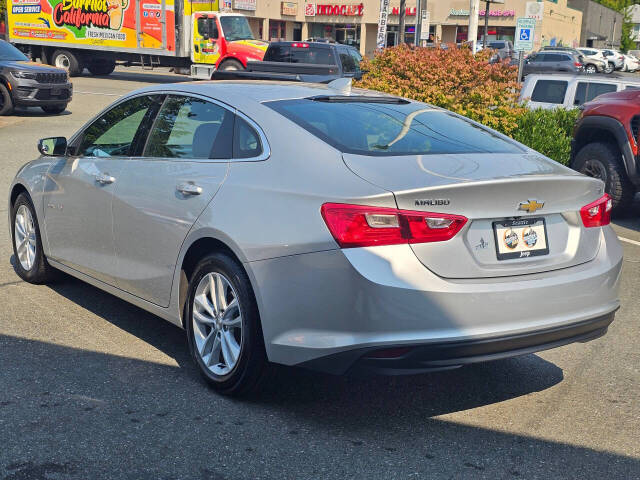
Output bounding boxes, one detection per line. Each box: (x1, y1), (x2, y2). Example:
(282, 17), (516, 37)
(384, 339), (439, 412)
(511, 108), (581, 166)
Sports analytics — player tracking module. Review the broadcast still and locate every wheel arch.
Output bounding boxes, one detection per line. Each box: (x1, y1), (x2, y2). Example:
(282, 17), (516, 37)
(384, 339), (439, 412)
(572, 116), (639, 186)
(177, 233), (256, 329)
(9, 182), (30, 209)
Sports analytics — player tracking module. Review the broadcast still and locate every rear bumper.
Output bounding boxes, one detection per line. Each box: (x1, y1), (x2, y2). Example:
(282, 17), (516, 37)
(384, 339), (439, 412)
(247, 226), (622, 373)
(301, 311), (615, 375)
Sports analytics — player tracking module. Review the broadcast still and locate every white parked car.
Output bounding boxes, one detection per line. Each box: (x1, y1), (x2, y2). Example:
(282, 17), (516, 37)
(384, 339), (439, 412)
(520, 73), (640, 109)
(600, 49), (625, 72)
(621, 54), (640, 72)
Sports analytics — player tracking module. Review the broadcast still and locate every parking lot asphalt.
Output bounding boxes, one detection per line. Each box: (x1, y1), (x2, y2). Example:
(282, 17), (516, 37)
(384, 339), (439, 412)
(0, 68), (639, 480)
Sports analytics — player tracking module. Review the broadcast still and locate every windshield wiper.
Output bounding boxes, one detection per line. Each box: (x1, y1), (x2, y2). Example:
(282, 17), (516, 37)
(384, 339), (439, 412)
(309, 95), (410, 104)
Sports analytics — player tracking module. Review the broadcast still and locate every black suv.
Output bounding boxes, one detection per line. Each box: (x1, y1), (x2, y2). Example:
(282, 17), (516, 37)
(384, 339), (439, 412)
(0, 40), (72, 115)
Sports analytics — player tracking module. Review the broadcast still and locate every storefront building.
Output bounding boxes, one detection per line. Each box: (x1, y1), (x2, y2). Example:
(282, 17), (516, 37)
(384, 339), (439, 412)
(222, 0), (583, 57)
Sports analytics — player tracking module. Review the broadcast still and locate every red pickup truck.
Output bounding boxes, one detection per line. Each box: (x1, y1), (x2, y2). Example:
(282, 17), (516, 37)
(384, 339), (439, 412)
(571, 89), (640, 212)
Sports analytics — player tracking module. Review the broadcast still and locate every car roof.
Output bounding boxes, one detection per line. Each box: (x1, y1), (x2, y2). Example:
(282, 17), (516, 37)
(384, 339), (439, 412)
(134, 81), (396, 104)
(268, 41), (334, 49)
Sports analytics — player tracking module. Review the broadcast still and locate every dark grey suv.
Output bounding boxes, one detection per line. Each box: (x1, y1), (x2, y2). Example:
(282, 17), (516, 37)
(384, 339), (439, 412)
(522, 51), (584, 78)
(0, 40), (72, 115)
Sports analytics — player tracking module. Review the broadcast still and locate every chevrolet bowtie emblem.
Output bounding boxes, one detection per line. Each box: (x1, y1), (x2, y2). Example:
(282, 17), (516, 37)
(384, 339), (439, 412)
(518, 200), (544, 213)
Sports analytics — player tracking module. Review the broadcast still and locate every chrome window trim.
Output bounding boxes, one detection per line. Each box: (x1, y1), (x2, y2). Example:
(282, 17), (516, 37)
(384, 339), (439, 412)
(69, 89), (271, 163)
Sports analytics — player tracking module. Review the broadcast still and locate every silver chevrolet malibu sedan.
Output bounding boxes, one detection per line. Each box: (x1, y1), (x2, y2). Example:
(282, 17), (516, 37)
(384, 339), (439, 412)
(8, 81), (622, 395)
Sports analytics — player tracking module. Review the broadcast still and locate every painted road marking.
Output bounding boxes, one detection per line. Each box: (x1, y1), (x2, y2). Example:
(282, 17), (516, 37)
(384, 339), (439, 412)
(74, 91), (122, 96)
(618, 236), (640, 247)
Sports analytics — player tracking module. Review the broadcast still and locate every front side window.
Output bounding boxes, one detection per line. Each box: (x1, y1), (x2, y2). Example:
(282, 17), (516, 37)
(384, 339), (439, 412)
(574, 82), (618, 105)
(78, 95), (159, 157)
(530, 80), (568, 104)
(144, 96), (234, 159)
(266, 98), (522, 156)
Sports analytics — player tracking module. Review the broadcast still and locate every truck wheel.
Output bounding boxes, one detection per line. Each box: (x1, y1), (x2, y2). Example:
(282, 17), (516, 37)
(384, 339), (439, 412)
(51, 49), (83, 77)
(574, 142), (635, 213)
(87, 59), (116, 76)
(41, 104), (67, 114)
(0, 83), (14, 116)
(218, 59), (245, 72)
(605, 62), (615, 74)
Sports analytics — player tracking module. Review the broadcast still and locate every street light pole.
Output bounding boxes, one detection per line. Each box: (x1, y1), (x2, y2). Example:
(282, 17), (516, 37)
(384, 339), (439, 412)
(468, 0), (480, 52)
(415, 0), (421, 46)
(399, 0), (406, 45)
(483, 0), (490, 49)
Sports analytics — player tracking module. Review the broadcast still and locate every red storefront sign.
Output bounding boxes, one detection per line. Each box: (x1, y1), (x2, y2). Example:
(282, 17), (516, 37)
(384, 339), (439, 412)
(314, 3), (364, 16)
(391, 7), (416, 16)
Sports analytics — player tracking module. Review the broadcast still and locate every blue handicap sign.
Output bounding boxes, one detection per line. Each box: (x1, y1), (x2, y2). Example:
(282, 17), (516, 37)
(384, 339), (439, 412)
(519, 28), (531, 41)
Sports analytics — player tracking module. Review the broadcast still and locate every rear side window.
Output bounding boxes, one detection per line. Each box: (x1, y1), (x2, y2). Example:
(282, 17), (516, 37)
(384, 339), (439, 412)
(233, 117), (262, 159)
(574, 82), (618, 105)
(291, 46), (336, 64)
(265, 45), (290, 62)
(266, 99), (522, 156)
(144, 96), (234, 159)
(530, 80), (568, 104)
(339, 50), (356, 73)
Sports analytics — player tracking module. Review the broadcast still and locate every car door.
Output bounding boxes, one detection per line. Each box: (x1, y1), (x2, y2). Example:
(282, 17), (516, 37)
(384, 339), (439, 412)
(43, 94), (162, 284)
(110, 94), (235, 307)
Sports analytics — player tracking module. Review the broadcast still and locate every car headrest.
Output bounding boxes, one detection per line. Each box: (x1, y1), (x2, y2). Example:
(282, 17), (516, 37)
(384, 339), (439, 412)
(192, 122), (220, 158)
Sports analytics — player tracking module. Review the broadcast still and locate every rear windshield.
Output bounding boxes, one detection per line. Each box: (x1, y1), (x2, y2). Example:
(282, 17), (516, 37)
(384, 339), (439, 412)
(265, 45), (336, 65)
(0, 41), (28, 61)
(489, 41), (506, 49)
(266, 99), (523, 156)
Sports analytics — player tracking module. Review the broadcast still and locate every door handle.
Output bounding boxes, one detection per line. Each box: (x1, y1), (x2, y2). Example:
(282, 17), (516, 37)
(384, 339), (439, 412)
(177, 182), (202, 196)
(95, 173), (116, 185)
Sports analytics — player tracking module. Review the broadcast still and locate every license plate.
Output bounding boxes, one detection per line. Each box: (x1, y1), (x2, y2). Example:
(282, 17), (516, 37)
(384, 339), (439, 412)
(492, 218), (549, 260)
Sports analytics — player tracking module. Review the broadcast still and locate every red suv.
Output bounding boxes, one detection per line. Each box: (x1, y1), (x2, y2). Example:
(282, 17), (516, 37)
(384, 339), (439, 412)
(572, 89), (640, 212)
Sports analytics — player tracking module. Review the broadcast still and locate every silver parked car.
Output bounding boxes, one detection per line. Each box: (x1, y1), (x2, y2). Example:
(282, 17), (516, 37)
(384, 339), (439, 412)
(8, 82), (622, 395)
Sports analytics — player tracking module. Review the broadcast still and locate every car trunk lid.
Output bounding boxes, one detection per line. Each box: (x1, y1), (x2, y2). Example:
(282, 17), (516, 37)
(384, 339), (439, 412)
(343, 152), (605, 279)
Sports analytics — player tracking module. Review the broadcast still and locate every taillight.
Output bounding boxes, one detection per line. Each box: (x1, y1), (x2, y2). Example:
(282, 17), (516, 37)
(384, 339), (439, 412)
(580, 194), (612, 228)
(320, 203), (467, 248)
(575, 62), (583, 67)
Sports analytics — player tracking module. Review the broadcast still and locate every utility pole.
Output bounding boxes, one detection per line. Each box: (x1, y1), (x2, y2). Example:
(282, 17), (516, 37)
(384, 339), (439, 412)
(399, 0), (406, 45)
(483, 0), (490, 49)
(415, 0), (421, 46)
(468, 0), (480, 52)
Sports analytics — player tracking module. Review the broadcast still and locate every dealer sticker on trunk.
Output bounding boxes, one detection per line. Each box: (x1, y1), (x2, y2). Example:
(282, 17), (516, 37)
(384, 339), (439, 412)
(492, 217), (549, 260)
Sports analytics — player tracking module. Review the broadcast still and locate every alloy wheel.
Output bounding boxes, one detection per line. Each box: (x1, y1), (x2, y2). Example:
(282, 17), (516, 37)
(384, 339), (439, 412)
(582, 159), (607, 183)
(585, 64), (596, 74)
(14, 205), (36, 271)
(192, 272), (243, 376)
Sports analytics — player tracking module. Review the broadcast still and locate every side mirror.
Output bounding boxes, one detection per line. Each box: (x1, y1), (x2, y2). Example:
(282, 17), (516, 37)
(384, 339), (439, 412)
(38, 137), (67, 156)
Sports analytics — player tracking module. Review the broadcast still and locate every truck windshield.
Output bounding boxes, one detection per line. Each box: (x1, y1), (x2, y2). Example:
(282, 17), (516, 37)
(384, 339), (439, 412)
(0, 41), (28, 61)
(220, 16), (254, 42)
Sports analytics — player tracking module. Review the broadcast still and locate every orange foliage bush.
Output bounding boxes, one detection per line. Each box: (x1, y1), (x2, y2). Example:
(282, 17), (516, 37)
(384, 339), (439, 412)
(357, 45), (526, 136)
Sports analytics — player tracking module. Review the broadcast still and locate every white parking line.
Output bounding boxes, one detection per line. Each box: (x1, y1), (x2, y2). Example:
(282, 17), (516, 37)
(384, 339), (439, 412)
(74, 91), (122, 96)
(618, 236), (640, 247)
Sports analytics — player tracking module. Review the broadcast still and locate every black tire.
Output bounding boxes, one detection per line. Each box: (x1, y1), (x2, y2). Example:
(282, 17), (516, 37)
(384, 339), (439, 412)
(41, 104), (67, 114)
(51, 49), (83, 77)
(185, 252), (269, 396)
(218, 59), (244, 72)
(0, 82), (14, 116)
(574, 142), (636, 213)
(605, 62), (615, 74)
(11, 193), (56, 284)
(87, 59), (116, 76)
